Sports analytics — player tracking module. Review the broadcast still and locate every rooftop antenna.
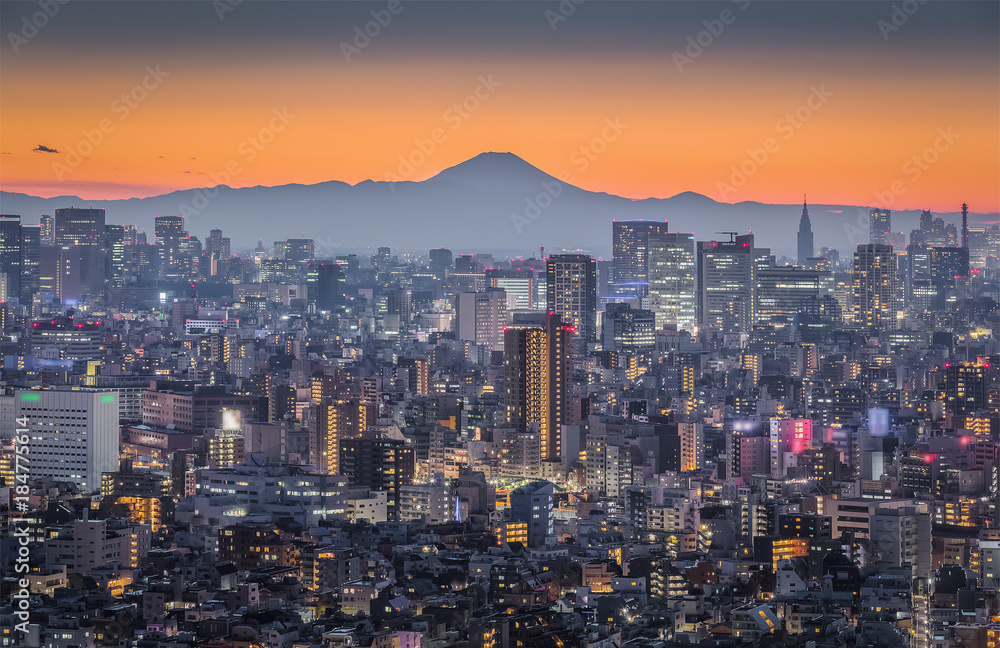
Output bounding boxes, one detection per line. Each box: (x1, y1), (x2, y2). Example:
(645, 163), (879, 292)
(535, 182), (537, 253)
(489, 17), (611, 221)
(715, 231), (738, 243)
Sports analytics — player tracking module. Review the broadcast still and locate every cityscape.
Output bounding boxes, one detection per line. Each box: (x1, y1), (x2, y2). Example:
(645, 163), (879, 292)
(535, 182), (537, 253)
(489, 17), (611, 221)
(0, 3), (999, 648)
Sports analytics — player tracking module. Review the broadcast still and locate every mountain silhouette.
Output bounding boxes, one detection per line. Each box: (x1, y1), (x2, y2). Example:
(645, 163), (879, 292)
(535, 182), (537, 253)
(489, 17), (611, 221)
(1, 152), (993, 258)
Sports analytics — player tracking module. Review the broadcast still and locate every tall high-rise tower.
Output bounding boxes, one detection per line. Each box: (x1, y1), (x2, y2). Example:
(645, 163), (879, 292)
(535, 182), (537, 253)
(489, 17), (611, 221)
(54, 207), (106, 297)
(503, 313), (573, 462)
(154, 215), (186, 281)
(696, 233), (756, 332)
(797, 196), (814, 266)
(647, 231), (696, 332)
(0, 214), (22, 301)
(612, 220), (669, 296)
(853, 243), (898, 330)
(870, 209), (891, 245)
(546, 253), (597, 346)
(39, 214), (54, 245)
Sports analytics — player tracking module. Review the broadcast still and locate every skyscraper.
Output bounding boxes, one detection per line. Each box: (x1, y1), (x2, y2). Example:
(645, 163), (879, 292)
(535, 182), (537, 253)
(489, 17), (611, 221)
(429, 247), (453, 278)
(285, 238), (315, 263)
(0, 214), (22, 301)
(104, 224), (126, 289)
(853, 243), (898, 330)
(19, 225), (41, 303)
(504, 313), (573, 461)
(546, 253), (597, 346)
(55, 207), (105, 247)
(39, 214), (54, 245)
(696, 233), (756, 332)
(306, 261), (344, 312)
(54, 208), (107, 299)
(612, 220), (669, 296)
(647, 231), (696, 332)
(870, 209), (891, 245)
(154, 215), (186, 281)
(797, 196), (814, 265)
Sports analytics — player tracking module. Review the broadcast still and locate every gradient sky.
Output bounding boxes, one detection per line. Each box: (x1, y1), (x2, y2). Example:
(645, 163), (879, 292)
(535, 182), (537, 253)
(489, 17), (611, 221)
(1, 1), (997, 212)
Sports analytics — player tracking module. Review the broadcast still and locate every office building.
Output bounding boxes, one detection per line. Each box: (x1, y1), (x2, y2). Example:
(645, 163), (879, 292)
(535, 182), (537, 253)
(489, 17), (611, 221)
(755, 266), (832, 323)
(546, 254), (597, 345)
(387, 288), (413, 326)
(306, 261), (344, 311)
(340, 431), (415, 515)
(647, 231), (696, 332)
(154, 215), (187, 281)
(455, 288), (508, 351)
(870, 209), (891, 245)
(19, 224), (41, 303)
(15, 389), (120, 492)
(29, 317), (104, 361)
(853, 244), (898, 330)
(602, 303), (655, 351)
(429, 247), (453, 277)
(105, 224), (126, 289)
(285, 238), (315, 263)
(0, 214), (22, 301)
(697, 233), (756, 332)
(39, 245), (84, 303)
(612, 220), (669, 296)
(39, 213), (54, 245)
(487, 268), (537, 310)
(504, 313), (573, 461)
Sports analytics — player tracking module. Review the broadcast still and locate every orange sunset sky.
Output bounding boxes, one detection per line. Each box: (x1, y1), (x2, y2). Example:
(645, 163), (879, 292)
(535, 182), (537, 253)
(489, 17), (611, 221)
(1, 1), (998, 213)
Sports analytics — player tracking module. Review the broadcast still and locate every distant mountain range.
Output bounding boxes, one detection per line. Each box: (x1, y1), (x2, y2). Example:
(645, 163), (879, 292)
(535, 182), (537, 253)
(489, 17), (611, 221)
(1, 152), (994, 259)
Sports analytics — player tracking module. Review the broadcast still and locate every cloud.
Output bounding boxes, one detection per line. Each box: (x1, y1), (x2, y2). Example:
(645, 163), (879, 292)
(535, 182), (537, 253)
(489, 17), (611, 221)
(33, 144), (59, 153)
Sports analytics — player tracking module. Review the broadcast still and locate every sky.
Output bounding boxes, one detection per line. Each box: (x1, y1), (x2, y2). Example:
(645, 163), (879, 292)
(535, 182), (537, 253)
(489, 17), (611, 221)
(1, 0), (998, 212)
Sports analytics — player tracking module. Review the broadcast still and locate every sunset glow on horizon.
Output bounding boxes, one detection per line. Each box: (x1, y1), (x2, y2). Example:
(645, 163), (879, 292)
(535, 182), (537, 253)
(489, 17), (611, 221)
(2, 1), (997, 213)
